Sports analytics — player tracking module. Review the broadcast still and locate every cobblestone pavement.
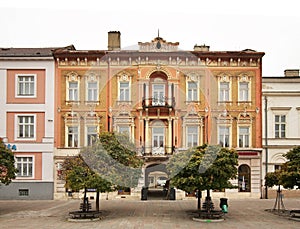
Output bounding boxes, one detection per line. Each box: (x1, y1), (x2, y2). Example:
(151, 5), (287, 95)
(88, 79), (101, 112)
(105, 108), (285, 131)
(0, 198), (299, 229)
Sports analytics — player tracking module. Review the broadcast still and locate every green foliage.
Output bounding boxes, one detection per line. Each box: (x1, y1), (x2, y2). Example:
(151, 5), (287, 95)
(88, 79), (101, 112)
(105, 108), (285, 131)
(167, 144), (238, 193)
(62, 155), (113, 192)
(62, 132), (143, 192)
(0, 141), (17, 185)
(265, 146), (300, 189)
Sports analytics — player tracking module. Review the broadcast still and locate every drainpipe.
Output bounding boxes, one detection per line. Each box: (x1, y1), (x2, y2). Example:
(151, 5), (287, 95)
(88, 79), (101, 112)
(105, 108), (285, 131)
(264, 96), (268, 199)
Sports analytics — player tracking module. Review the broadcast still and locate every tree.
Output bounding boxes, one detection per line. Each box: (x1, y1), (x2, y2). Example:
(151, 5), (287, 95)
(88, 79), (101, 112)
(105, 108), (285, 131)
(265, 146), (300, 211)
(0, 140), (17, 185)
(62, 132), (143, 211)
(265, 146), (300, 190)
(167, 144), (238, 212)
(62, 155), (113, 212)
(81, 132), (143, 189)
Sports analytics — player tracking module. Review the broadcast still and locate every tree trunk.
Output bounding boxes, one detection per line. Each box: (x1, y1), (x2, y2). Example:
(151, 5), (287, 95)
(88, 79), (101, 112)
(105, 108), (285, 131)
(96, 191), (100, 212)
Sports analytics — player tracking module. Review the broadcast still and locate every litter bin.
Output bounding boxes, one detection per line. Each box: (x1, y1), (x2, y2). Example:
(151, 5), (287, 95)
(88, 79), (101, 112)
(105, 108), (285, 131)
(169, 188), (176, 200)
(220, 198), (228, 213)
(141, 187), (148, 200)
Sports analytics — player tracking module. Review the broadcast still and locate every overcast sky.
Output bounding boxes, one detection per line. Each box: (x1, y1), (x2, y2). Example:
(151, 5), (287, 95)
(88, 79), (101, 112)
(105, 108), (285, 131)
(1, 0), (299, 76)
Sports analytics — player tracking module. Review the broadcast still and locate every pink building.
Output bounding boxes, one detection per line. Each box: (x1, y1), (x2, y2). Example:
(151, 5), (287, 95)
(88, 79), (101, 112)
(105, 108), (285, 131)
(0, 48), (56, 199)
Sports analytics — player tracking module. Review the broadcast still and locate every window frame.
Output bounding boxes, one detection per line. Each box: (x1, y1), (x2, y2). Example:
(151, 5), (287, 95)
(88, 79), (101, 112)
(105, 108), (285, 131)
(274, 114), (286, 138)
(66, 125), (79, 148)
(239, 81), (249, 102)
(15, 156), (34, 178)
(86, 125), (98, 146)
(15, 114), (36, 141)
(86, 81), (98, 102)
(186, 125), (199, 148)
(218, 125), (231, 147)
(15, 74), (37, 98)
(238, 126), (251, 148)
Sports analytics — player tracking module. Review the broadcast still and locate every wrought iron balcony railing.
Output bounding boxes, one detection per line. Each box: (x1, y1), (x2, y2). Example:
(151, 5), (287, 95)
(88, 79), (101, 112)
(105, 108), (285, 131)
(142, 96), (175, 109)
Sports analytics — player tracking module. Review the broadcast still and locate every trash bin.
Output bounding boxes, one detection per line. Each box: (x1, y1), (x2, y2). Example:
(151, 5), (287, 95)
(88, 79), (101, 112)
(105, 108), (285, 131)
(141, 187), (148, 200)
(220, 198), (228, 213)
(169, 188), (176, 200)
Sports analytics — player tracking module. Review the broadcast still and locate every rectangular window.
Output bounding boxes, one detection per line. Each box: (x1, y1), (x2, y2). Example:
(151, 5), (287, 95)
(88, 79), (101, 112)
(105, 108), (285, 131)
(239, 82), (249, 101)
(219, 126), (230, 147)
(68, 82), (78, 101)
(119, 82), (129, 101)
(187, 82), (198, 101)
(16, 157), (33, 177)
(68, 126), (78, 147)
(219, 82), (229, 101)
(119, 126), (130, 134)
(18, 116), (34, 139)
(19, 189), (29, 196)
(17, 75), (35, 96)
(274, 164), (282, 171)
(239, 127), (250, 148)
(275, 115), (286, 138)
(87, 82), (98, 101)
(87, 126), (97, 146)
(187, 126), (198, 147)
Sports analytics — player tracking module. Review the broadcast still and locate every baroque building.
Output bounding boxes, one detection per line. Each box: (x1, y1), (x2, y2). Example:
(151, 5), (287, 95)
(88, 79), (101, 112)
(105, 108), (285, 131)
(53, 31), (265, 198)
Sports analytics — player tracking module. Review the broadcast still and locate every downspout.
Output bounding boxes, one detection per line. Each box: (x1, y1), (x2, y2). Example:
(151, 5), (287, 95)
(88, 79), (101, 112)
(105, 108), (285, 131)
(264, 96), (268, 199)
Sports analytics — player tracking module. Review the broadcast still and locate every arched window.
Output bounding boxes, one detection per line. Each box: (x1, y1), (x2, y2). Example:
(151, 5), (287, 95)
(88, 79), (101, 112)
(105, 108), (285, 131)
(238, 164), (251, 192)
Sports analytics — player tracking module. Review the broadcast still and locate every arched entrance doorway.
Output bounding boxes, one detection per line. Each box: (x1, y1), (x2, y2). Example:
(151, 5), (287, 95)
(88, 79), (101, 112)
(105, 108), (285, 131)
(238, 164), (251, 192)
(145, 163), (169, 200)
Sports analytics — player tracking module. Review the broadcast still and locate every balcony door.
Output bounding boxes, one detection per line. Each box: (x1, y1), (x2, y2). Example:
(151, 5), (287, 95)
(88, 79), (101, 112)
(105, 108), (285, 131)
(152, 127), (165, 155)
(152, 84), (165, 106)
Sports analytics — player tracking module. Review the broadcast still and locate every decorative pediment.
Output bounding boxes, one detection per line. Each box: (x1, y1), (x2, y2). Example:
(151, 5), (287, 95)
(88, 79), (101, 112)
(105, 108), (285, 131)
(138, 36), (179, 52)
(66, 71), (80, 81)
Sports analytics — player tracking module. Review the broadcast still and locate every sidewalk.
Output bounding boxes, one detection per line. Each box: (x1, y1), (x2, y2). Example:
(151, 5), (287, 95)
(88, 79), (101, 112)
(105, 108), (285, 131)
(0, 198), (299, 229)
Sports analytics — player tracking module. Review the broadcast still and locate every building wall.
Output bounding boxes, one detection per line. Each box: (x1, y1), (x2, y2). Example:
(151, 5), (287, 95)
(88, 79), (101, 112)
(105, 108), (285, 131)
(53, 40), (264, 198)
(262, 76), (300, 193)
(0, 58), (55, 200)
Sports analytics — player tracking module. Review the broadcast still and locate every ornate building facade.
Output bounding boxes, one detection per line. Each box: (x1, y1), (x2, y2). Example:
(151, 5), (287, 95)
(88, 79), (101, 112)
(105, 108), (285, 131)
(53, 32), (265, 198)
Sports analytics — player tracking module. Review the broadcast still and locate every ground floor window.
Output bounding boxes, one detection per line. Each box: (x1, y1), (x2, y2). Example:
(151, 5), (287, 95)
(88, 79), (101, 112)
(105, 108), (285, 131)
(16, 157), (33, 177)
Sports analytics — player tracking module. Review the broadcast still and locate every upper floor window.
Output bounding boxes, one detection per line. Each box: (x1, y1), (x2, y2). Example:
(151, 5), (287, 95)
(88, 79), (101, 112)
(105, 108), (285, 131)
(16, 156), (33, 177)
(68, 82), (78, 101)
(219, 126), (230, 147)
(239, 126), (250, 148)
(67, 126), (78, 147)
(239, 82), (249, 101)
(119, 125), (130, 134)
(87, 82), (98, 101)
(118, 73), (131, 102)
(86, 126), (97, 146)
(16, 74), (36, 97)
(66, 71), (80, 103)
(275, 115), (286, 138)
(187, 126), (198, 147)
(119, 82), (130, 101)
(17, 115), (35, 139)
(187, 82), (198, 101)
(219, 82), (230, 102)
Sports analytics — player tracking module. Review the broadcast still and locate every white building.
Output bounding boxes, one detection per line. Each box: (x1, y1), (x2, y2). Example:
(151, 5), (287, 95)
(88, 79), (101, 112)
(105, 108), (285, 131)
(0, 48), (56, 199)
(262, 69), (300, 197)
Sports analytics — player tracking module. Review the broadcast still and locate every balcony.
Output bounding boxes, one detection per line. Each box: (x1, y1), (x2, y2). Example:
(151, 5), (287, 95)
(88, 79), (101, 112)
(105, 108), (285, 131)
(138, 146), (175, 158)
(142, 96), (175, 109)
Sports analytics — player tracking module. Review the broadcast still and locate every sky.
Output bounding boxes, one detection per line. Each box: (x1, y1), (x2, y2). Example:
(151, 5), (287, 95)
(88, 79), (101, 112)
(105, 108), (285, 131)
(1, 0), (300, 76)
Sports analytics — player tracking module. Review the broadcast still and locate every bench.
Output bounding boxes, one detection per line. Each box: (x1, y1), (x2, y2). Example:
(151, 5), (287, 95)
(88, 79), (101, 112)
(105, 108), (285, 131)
(290, 210), (300, 218)
(79, 202), (92, 212)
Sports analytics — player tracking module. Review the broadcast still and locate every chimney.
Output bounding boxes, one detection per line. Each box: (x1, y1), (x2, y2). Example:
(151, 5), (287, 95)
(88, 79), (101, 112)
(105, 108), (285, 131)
(194, 44), (210, 52)
(108, 31), (121, 51)
(284, 69), (299, 77)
